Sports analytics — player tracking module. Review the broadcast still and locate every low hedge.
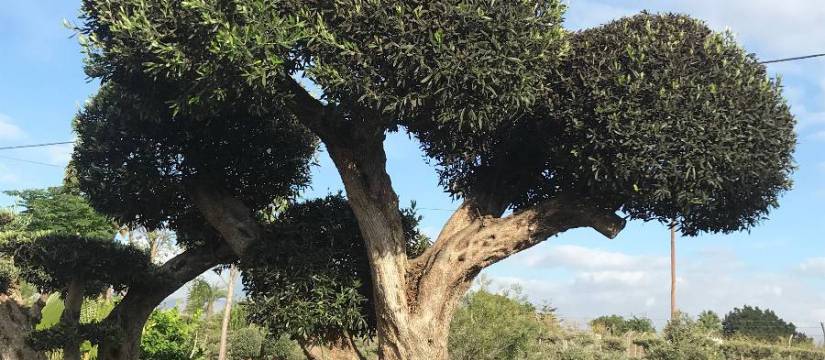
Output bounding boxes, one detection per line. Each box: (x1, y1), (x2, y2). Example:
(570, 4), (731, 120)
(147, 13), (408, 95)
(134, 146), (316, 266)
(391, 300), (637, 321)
(720, 341), (825, 360)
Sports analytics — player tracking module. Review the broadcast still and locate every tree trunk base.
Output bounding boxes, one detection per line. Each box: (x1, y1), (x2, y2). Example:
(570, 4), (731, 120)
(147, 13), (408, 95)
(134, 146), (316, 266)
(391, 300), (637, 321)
(299, 337), (367, 360)
(0, 293), (47, 360)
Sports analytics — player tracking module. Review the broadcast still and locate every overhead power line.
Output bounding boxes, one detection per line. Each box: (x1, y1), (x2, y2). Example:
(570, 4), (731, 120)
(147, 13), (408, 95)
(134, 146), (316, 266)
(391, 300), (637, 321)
(760, 53), (825, 64)
(0, 141), (75, 151)
(0, 155), (62, 168)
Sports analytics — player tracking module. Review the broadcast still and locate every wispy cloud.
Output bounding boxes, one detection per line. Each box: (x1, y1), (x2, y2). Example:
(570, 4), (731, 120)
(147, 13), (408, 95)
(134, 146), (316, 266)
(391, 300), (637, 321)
(520, 244), (668, 271)
(490, 244), (825, 337)
(798, 257), (825, 277)
(0, 113), (26, 140)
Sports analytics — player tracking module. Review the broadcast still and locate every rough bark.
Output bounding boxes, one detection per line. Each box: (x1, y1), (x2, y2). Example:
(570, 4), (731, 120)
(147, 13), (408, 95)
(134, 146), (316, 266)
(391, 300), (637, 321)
(320, 126), (625, 359)
(60, 279), (84, 360)
(297, 336), (367, 360)
(324, 130), (411, 360)
(284, 73), (628, 359)
(97, 242), (235, 360)
(190, 184), (263, 257)
(0, 293), (47, 360)
(404, 197), (625, 358)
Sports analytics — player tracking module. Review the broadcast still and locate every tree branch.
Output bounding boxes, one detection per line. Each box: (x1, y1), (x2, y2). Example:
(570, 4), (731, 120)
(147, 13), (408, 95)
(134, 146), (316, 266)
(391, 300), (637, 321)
(189, 184), (263, 257)
(98, 241), (235, 358)
(410, 196), (625, 314)
(470, 197), (626, 266)
(282, 76), (345, 142)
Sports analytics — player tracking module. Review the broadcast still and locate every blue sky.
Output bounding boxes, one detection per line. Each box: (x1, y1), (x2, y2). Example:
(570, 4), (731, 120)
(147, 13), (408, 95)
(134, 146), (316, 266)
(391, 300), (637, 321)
(1, 0), (824, 336)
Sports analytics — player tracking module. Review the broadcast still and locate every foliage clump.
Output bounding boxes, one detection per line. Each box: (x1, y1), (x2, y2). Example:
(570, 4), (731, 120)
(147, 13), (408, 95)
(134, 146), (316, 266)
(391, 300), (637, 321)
(72, 84), (316, 246)
(241, 194), (430, 343)
(140, 309), (201, 360)
(3, 234), (151, 296)
(589, 315), (655, 336)
(0, 258), (17, 294)
(723, 305), (810, 344)
(448, 286), (548, 360)
(4, 188), (114, 238)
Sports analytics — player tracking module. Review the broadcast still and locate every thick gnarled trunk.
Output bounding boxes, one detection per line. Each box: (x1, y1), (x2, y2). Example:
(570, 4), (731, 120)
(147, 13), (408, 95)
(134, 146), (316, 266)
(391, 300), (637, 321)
(98, 243), (235, 360)
(322, 128), (625, 359)
(61, 279), (84, 360)
(96, 294), (156, 360)
(0, 292), (47, 360)
(284, 78), (626, 359)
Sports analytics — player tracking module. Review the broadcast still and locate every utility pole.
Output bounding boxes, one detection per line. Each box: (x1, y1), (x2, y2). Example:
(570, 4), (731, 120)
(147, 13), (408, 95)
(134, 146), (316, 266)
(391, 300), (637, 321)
(218, 264), (238, 360)
(819, 322), (825, 347)
(670, 220), (677, 321)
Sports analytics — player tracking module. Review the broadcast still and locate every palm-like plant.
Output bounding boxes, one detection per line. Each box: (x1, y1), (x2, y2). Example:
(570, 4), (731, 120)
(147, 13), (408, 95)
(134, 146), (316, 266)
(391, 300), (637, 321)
(185, 278), (226, 317)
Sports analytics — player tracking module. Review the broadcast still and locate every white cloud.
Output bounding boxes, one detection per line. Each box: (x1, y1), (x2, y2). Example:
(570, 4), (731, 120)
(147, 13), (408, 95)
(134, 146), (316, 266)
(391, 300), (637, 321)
(799, 258), (825, 276)
(489, 244), (825, 338)
(521, 244), (668, 271)
(576, 271), (650, 286)
(0, 113), (26, 140)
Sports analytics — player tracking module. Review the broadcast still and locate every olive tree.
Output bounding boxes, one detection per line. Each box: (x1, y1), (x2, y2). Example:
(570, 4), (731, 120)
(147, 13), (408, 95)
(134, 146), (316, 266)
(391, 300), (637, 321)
(76, 1), (795, 358)
(1, 235), (151, 360)
(71, 83), (316, 359)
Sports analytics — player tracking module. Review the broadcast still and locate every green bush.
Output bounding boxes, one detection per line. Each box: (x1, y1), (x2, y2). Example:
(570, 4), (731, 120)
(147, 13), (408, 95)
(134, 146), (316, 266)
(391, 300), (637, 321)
(449, 288), (546, 360)
(141, 309), (200, 360)
(640, 314), (724, 360)
(723, 305), (810, 344)
(228, 326), (265, 359)
(260, 335), (303, 360)
(720, 340), (825, 360)
(590, 315), (655, 336)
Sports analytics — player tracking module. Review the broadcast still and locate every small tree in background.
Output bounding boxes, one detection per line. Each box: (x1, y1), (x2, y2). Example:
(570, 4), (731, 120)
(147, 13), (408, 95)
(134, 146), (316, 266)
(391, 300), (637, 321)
(590, 315), (655, 336)
(448, 287), (547, 360)
(4, 188), (114, 239)
(697, 310), (723, 336)
(140, 308), (201, 360)
(2, 235), (151, 360)
(723, 305), (809, 344)
(185, 278), (226, 318)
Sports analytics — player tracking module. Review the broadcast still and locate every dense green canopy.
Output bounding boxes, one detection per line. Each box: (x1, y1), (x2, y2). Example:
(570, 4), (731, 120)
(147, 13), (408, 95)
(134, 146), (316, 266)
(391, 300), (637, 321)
(424, 13), (796, 234)
(241, 194), (429, 343)
(3, 187), (114, 239)
(72, 84), (316, 245)
(1, 234), (151, 297)
(723, 305), (809, 343)
(77, 2), (795, 236)
(72, 1), (798, 357)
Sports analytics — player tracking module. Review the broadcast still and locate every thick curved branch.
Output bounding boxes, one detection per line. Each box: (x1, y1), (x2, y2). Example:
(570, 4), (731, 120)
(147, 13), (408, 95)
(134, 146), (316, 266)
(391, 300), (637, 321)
(98, 242), (235, 359)
(463, 197), (625, 270)
(410, 196), (625, 315)
(282, 76), (345, 142)
(190, 184), (263, 257)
